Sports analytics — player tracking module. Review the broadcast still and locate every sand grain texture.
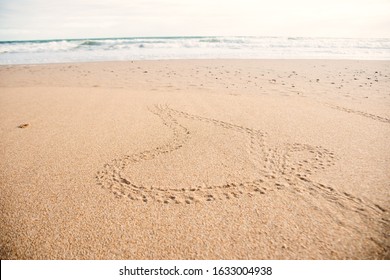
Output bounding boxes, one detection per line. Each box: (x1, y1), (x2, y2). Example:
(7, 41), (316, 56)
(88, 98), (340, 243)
(0, 60), (389, 259)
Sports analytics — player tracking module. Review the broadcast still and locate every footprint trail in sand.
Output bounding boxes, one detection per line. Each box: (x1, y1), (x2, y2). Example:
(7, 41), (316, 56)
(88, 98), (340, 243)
(96, 105), (387, 228)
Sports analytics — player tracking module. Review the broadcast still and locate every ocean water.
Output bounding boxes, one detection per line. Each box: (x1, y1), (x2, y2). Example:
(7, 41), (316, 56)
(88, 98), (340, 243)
(0, 36), (389, 65)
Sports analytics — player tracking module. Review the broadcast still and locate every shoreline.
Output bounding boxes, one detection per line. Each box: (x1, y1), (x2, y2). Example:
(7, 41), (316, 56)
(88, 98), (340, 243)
(1, 57), (390, 67)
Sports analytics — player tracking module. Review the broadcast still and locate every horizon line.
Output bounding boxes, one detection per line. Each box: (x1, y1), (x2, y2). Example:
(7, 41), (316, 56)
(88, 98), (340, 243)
(1, 35), (390, 43)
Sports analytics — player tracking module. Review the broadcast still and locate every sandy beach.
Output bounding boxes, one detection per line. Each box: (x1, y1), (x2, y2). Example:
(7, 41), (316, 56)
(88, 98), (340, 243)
(0, 59), (389, 259)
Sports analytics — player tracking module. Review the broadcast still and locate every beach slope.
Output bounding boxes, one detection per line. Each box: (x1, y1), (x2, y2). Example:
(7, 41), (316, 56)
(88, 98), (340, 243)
(0, 60), (389, 259)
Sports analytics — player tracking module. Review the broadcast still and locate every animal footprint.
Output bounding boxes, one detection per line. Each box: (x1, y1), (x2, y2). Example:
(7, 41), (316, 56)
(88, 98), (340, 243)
(96, 104), (387, 227)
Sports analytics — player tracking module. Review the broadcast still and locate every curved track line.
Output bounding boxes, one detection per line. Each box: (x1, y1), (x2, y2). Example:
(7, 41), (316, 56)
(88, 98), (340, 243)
(325, 103), (390, 124)
(96, 104), (387, 229)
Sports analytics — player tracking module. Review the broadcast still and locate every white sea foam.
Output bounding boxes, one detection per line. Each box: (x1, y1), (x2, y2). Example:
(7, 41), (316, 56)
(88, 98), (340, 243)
(0, 36), (389, 64)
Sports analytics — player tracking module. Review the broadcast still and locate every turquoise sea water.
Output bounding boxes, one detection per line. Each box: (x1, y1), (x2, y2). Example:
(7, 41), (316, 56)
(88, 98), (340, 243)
(0, 36), (389, 64)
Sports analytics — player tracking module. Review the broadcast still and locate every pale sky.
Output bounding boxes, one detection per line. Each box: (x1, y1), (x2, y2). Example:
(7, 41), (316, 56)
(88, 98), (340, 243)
(0, 0), (389, 40)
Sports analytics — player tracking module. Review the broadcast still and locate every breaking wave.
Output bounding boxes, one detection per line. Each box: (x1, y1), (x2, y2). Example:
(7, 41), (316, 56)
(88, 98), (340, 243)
(1, 36), (389, 64)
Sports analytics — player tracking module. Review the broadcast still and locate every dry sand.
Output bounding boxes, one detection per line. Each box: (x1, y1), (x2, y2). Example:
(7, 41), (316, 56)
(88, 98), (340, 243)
(0, 59), (389, 259)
